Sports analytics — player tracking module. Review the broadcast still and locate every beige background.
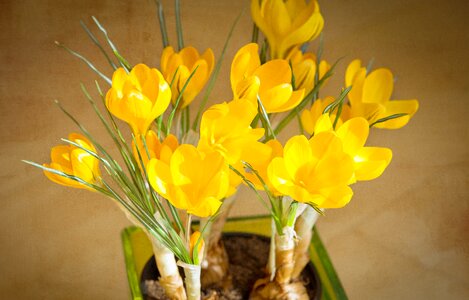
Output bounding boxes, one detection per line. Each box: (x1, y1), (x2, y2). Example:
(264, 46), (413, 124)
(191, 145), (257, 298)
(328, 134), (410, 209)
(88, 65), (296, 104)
(1, 0), (468, 299)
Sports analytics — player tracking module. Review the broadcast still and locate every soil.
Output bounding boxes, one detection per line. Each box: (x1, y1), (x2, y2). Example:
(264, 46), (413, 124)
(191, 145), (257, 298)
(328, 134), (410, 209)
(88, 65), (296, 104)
(141, 233), (319, 299)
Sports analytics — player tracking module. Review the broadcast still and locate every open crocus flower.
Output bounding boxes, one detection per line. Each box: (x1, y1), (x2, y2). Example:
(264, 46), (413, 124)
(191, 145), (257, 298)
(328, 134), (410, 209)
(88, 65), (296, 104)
(314, 114), (393, 182)
(230, 43), (304, 113)
(198, 98), (268, 165)
(286, 46), (330, 94)
(43, 133), (101, 190)
(132, 130), (178, 168)
(342, 59), (419, 129)
(268, 133), (354, 208)
(106, 64), (171, 135)
(146, 144), (229, 218)
(300, 96), (341, 135)
(251, 0), (324, 59)
(198, 98), (271, 196)
(160, 46), (215, 109)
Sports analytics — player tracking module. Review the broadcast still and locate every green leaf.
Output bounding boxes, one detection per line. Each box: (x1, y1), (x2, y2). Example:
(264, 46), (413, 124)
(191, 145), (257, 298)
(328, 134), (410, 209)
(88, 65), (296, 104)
(80, 20), (117, 70)
(166, 65), (199, 135)
(369, 113), (408, 128)
(55, 41), (111, 85)
(153, 0), (169, 48)
(192, 10), (243, 131)
(175, 0), (184, 51)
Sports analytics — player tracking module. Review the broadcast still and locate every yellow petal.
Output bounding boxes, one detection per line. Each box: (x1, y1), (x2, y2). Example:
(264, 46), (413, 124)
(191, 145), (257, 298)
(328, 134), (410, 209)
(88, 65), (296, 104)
(375, 99), (419, 129)
(313, 113), (333, 134)
(318, 186), (353, 209)
(230, 43), (260, 93)
(336, 117), (369, 156)
(309, 131), (343, 159)
(235, 76), (260, 104)
(253, 59), (291, 93)
(146, 158), (172, 198)
(362, 68), (394, 105)
(345, 59), (362, 87)
(283, 135), (312, 180)
(160, 46), (175, 73)
(354, 147), (392, 181)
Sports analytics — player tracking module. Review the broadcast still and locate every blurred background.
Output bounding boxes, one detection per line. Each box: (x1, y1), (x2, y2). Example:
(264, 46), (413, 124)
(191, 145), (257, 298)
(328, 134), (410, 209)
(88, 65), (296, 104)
(1, 0), (468, 298)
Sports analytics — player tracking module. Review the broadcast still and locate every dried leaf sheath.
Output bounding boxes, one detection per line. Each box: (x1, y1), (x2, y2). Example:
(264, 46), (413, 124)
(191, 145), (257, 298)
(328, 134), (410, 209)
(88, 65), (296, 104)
(250, 233), (308, 300)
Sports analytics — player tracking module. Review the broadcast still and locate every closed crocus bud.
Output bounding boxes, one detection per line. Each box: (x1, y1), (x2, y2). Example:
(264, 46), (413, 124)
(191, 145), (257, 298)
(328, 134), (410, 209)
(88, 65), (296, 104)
(251, 0), (324, 59)
(43, 133), (101, 190)
(189, 231), (205, 264)
(230, 43), (304, 113)
(105, 64), (171, 135)
(343, 59), (419, 129)
(160, 46), (215, 109)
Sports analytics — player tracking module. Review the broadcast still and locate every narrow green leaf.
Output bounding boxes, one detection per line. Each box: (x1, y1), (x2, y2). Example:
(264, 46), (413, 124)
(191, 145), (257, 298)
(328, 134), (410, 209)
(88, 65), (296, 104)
(274, 57), (344, 135)
(55, 41), (111, 85)
(192, 10), (243, 131)
(369, 113), (408, 128)
(80, 20), (117, 70)
(251, 23), (259, 43)
(166, 65), (199, 135)
(257, 96), (276, 140)
(175, 0), (184, 51)
(91, 16), (131, 71)
(153, 0), (169, 48)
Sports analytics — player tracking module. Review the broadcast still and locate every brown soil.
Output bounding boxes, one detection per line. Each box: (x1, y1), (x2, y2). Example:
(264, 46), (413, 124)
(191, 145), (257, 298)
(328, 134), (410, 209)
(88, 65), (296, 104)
(141, 233), (319, 299)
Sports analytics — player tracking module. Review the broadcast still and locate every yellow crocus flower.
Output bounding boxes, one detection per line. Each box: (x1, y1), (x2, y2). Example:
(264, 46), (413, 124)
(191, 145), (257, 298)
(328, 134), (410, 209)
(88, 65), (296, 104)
(43, 133), (100, 190)
(300, 96), (341, 135)
(146, 144), (229, 218)
(286, 46), (330, 94)
(198, 98), (271, 196)
(160, 46), (215, 109)
(268, 133), (354, 208)
(343, 59), (419, 129)
(132, 130), (178, 168)
(106, 64), (171, 135)
(230, 43), (304, 113)
(198, 98), (268, 165)
(251, 0), (324, 59)
(314, 114), (393, 182)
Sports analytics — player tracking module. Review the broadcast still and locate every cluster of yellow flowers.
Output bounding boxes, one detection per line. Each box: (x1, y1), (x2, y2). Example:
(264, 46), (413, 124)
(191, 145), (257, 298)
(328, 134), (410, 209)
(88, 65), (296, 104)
(32, 0), (419, 298)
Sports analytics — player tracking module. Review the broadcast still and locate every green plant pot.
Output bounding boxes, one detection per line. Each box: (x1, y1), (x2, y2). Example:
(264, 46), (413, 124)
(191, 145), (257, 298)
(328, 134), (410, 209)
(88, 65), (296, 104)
(121, 215), (347, 300)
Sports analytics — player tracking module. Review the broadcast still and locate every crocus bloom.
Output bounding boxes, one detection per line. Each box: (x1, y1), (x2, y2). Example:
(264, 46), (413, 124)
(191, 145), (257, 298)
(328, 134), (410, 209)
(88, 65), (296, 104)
(286, 46), (330, 94)
(146, 144), (229, 218)
(251, 0), (324, 59)
(268, 133), (354, 208)
(43, 133), (100, 190)
(198, 98), (268, 165)
(343, 59), (419, 129)
(106, 64), (171, 135)
(314, 114), (393, 182)
(160, 46), (215, 109)
(230, 43), (304, 113)
(132, 130), (178, 168)
(300, 96), (341, 135)
(198, 98), (271, 196)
